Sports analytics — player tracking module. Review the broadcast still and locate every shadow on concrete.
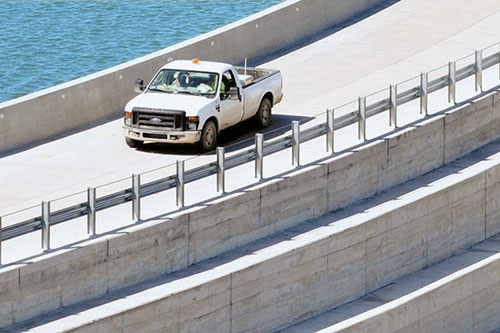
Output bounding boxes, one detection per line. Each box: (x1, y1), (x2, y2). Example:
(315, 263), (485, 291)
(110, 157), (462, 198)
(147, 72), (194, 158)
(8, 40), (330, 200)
(133, 113), (314, 155)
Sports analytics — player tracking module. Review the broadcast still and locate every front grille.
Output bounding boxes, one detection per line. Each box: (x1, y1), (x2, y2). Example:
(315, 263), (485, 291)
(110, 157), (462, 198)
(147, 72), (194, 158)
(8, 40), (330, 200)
(132, 108), (185, 130)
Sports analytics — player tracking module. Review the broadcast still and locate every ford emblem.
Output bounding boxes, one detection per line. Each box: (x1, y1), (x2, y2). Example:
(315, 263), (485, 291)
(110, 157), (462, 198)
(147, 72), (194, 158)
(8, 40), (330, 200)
(151, 117), (162, 123)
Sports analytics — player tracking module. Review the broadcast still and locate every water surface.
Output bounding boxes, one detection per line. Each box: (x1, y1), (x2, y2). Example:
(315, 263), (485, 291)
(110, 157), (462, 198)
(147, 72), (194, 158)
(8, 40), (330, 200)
(0, 0), (283, 102)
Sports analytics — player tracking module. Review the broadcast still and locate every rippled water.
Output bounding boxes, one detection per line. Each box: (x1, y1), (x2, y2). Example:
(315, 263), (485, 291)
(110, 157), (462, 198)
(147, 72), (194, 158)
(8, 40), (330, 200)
(0, 0), (282, 103)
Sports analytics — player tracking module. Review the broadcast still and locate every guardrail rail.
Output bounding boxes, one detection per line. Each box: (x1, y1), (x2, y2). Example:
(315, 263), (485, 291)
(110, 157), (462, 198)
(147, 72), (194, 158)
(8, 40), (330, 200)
(1, 43), (500, 264)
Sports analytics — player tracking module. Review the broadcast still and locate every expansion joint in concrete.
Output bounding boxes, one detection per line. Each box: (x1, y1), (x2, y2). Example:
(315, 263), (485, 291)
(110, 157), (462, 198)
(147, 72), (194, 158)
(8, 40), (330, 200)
(484, 170), (487, 240)
(363, 237), (369, 296)
(442, 117), (446, 167)
(258, 188), (269, 234)
(106, 239), (110, 294)
(230, 273), (233, 332)
(187, 213), (191, 267)
(385, 139), (390, 167)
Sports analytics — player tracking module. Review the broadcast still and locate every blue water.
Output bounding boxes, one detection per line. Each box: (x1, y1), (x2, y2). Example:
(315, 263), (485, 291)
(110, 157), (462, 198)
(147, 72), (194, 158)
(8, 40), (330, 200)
(0, 0), (283, 103)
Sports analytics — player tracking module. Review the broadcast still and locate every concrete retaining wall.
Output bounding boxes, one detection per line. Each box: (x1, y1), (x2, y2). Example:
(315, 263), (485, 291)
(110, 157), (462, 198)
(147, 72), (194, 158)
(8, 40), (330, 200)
(227, 161), (496, 332)
(17, 111), (500, 332)
(330, 250), (500, 332)
(1, 88), (499, 328)
(0, 0), (384, 154)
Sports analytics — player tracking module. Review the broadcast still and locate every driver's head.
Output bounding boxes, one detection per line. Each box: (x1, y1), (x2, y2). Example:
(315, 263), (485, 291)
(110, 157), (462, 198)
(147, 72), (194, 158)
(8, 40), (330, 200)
(178, 72), (189, 87)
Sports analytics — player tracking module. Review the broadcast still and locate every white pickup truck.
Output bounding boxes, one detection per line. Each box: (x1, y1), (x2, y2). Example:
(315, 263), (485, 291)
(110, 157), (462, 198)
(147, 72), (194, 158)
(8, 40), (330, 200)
(122, 59), (283, 151)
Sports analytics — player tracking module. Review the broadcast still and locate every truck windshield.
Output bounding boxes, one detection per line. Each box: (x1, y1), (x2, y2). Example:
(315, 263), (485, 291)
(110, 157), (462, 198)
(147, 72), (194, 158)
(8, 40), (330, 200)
(148, 69), (219, 96)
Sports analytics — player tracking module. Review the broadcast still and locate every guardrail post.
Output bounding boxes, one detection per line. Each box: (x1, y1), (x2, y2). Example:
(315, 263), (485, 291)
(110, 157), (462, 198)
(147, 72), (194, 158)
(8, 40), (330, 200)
(132, 174), (141, 221)
(326, 109), (334, 153)
(358, 97), (366, 141)
(176, 160), (184, 207)
(41, 201), (50, 250)
(448, 61), (456, 104)
(420, 72), (428, 116)
(255, 134), (264, 179)
(87, 187), (96, 236)
(217, 147), (225, 193)
(292, 121), (300, 166)
(475, 49), (482, 92)
(389, 85), (397, 127)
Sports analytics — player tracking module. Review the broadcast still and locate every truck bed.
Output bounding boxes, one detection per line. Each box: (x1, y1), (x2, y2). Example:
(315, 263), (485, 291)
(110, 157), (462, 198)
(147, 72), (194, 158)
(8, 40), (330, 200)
(234, 67), (280, 88)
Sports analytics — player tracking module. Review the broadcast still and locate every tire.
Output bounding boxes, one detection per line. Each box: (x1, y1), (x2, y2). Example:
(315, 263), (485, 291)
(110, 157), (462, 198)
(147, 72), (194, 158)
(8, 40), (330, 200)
(126, 138), (144, 148)
(254, 98), (272, 129)
(200, 120), (218, 152)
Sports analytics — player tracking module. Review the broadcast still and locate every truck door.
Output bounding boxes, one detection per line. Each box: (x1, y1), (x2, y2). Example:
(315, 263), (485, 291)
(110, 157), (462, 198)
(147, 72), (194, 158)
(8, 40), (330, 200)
(218, 70), (244, 129)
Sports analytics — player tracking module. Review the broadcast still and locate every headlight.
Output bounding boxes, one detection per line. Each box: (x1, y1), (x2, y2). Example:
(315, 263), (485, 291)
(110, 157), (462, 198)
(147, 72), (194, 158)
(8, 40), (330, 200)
(124, 111), (132, 126)
(185, 116), (199, 130)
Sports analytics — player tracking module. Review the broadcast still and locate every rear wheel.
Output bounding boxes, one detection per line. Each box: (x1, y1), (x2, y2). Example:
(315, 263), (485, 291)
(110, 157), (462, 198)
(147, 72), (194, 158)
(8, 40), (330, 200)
(200, 120), (217, 152)
(126, 138), (144, 148)
(255, 98), (272, 129)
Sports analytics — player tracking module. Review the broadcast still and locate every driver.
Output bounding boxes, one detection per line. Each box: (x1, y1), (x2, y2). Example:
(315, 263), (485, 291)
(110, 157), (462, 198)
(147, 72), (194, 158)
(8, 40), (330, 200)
(220, 75), (229, 94)
(177, 72), (190, 88)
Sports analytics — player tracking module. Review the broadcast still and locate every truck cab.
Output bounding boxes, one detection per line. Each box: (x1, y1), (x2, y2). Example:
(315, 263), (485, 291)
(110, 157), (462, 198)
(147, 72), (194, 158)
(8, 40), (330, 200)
(123, 59), (282, 151)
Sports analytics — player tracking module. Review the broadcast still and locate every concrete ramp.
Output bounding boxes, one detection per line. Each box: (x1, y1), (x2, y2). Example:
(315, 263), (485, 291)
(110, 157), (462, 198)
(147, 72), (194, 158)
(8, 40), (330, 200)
(8, 121), (500, 332)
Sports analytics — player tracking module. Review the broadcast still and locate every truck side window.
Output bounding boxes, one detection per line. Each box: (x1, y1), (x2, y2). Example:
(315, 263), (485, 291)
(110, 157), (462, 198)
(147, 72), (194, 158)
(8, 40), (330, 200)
(221, 70), (236, 93)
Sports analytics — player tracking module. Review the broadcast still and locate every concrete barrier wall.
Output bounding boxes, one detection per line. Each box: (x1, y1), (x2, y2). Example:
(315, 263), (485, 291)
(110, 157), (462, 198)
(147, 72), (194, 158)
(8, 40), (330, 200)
(20, 117), (500, 332)
(1, 88), (499, 328)
(0, 216), (189, 326)
(229, 165), (493, 332)
(331, 250), (500, 332)
(0, 0), (384, 154)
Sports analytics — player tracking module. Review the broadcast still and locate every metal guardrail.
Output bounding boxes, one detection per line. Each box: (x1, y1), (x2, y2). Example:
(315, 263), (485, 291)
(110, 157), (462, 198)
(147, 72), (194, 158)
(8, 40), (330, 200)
(1, 44), (500, 264)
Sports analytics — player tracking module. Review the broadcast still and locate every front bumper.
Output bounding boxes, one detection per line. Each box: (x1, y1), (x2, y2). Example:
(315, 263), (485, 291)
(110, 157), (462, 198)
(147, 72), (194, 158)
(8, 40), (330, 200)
(122, 125), (201, 144)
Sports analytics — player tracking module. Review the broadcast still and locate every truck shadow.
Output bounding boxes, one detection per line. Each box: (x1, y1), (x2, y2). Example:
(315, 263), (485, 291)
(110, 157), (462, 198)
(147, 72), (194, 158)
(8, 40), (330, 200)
(135, 114), (315, 155)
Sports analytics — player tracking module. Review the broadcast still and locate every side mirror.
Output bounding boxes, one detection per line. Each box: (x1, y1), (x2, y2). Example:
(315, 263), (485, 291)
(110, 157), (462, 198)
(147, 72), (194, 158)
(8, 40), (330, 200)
(228, 87), (241, 101)
(134, 79), (144, 93)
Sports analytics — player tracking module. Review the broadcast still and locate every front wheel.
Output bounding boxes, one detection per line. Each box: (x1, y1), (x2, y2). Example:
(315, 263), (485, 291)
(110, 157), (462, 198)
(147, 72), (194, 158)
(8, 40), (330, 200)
(254, 98), (272, 129)
(126, 138), (144, 148)
(200, 120), (218, 152)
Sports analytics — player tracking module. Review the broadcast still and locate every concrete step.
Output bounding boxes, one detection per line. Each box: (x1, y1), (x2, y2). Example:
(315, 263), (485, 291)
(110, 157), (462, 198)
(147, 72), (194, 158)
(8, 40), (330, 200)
(7, 130), (500, 332)
(281, 234), (500, 333)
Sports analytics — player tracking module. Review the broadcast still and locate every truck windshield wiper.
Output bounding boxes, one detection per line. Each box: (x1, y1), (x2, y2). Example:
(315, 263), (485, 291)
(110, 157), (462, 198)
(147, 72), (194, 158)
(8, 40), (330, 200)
(148, 88), (172, 94)
(176, 91), (205, 97)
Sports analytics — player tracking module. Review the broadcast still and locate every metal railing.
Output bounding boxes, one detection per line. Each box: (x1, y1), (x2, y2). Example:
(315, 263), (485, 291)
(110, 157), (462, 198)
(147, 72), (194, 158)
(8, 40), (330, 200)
(1, 42), (500, 264)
